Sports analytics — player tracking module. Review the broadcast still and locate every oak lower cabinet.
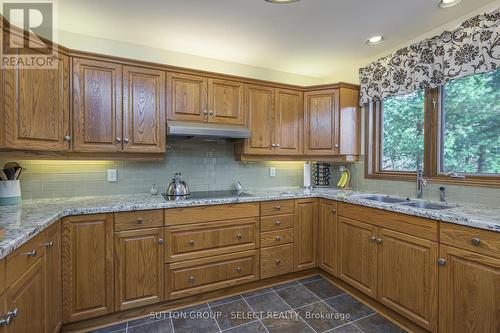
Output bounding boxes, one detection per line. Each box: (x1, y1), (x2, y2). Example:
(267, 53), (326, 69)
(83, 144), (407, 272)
(62, 214), (114, 323)
(294, 199), (317, 271)
(438, 245), (500, 333)
(45, 221), (62, 333)
(318, 200), (338, 276)
(114, 227), (165, 311)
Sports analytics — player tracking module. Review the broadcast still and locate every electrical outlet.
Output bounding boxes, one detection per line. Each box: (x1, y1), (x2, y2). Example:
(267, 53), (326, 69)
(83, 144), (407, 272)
(269, 167), (276, 177)
(339, 165), (346, 172)
(107, 169), (117, 182)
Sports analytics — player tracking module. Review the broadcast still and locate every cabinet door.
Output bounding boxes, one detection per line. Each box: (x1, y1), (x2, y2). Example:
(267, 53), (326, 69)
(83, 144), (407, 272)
(294, 199), (317, 271)
(45, 221), (62, 333)
(73, 58), (122, 152)
(3, 53), (70, 151)
(318, 200), (338, 276)
(114, 228), (164, 311)
(62, 214), (114, 323)
(338, 217), (377, 298)
(208, 78), (244, 125)
(123, 66), (166, 153)
(167, 72), (207, 122)
(304, 89), (339, 155)
(439, 245), (500, 333)
(274, 89), (303, 155)
(377, 228), (438, 332)
(244, 84), (274, 154)
(5, 257), (45, 333)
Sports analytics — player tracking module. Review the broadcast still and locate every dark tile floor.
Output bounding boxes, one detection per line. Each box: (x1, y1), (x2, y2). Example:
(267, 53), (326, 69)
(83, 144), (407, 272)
(90, 275), (407, 333)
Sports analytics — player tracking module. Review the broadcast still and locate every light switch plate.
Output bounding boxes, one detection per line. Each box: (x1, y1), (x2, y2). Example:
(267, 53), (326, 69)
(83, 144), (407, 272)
(269, 167), (276, 177)
(107, 169), (117, 182)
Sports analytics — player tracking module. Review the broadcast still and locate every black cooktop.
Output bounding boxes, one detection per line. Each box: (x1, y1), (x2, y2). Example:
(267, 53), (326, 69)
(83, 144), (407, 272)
(163, 190), (253, 201)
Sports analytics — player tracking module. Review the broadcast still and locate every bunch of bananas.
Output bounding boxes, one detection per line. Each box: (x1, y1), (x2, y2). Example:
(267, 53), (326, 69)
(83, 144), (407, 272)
(336, 169), (350, 188)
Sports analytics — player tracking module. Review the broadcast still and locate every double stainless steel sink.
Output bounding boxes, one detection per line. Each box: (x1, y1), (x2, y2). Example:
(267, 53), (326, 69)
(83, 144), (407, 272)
(356, 194), (456, 210)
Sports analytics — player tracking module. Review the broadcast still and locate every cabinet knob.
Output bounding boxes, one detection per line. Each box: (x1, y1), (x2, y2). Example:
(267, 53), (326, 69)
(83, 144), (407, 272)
(471, 238), (481, 246)
(275, 236), (282, 241)
(275, 205), (281, 210)
(276, 143), (280, 148)
(275, 259), (281, 265)
(203, 110), (208, 115)
(369, 236), (377, 243)
(236, 234), (242, 240)
(209, 111), (214, 115)
(275, 221), (281, 226)
(64, 135), (71, 141)
(158, 239), (165, 245)
(136, 218), (144, 224)
(116, 137), (122, 143)
(334, 144), (339, 148)
(271, 143), (276, 147)
(21, 249), (37, 257)
(44, 241), (53, 248)
(123, 138), (129, 144)
(0, 308), (17, 326)
(437, 258), (446, 266)
(331, 208), (337, 213)
(236, 267), (242, 273)
(375, 238), (383, 244)
(189, 240), (195, 246)
(189, 276), (195, 283)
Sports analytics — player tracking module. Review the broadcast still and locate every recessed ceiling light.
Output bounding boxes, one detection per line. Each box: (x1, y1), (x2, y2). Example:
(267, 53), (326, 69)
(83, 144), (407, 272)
(366, 35), (384, 45)
(438, 0), (462, 8)
(265, 0), (300, 4)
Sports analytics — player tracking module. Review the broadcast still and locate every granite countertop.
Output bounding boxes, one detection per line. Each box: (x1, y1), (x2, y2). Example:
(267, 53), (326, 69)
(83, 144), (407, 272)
(0, 187), (498, 260)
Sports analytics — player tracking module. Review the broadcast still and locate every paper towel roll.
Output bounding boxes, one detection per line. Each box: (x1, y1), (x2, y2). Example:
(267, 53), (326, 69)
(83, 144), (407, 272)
(303, 162), (311, 188)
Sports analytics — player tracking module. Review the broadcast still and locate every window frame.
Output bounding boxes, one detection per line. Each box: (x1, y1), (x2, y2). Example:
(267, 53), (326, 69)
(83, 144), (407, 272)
(365, 86), (500, 187)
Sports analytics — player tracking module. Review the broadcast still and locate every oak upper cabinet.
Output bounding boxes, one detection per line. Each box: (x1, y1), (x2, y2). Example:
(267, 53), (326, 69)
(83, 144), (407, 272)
(294, 199), (317, 271)
(338, 216), (377, 298)
(338, 87), (360, 155)
(274, 89), (303, 155)
(73, 58), (123, 152)
(318, 200), (338, 276)
(242, 84), (275, 154)
(377, 228), (438, 332)
(5, 257), (45, 333)
(439, 245), (500, 333)
(45, 221), (62, 333)
(123, 66), (166, 153)
(167, 72), (207, 122)
(62, 214), (114, 323)
(304, 89), (339, 155)
(114, 228), (165, 311)
(208, 78), (245, 125)
(2, 52), (70, 151)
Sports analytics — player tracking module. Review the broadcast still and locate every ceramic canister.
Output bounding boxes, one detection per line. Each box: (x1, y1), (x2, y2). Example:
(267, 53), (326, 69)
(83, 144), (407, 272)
(0, 180), (21, 206)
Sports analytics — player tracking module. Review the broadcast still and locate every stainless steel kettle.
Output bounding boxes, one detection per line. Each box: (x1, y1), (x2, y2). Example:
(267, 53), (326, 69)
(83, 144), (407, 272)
(166, 173), (190, 196)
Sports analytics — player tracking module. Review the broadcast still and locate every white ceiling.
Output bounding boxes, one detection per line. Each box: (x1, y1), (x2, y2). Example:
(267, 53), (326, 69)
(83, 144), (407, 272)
(56, 0), (498, 82)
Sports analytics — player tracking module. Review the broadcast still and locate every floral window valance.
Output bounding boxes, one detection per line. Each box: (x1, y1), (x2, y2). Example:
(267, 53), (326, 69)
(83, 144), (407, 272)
(359, 10), (500, 105)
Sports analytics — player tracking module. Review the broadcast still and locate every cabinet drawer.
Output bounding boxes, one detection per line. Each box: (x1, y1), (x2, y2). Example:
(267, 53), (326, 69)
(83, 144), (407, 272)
(261, 214), (294, 232)
(260, 200), (295, 216)
(166, 218), (258, 262)
(260, 229), (294, 248)
(440, 223), (500, 259)
(6, 230), (47, 285)
(166, 250), (259, 300)
(260, 244), (294, 279)
(115, 210), (163, 231)
(165, 203), (259, 226)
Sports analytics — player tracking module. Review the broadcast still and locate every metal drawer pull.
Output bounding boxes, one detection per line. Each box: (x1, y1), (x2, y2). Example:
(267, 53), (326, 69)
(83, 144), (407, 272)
(275, 205), (281, 210)
(124, 138), (129, 144)
(331, 208), (337, 213)
(64, 135), (71, 141)
(0, 308), (17, 326)
(21, 250), (37, 257)
(437, 258), (446, 266)
(116, 137), (122, 143)
(275, 236), (282, 241)
(44, 241), (53, 248)
(275, 221), (281, 226)
(369, 236), (377, 242)
(236, 267), (242, 273)
(189, 276), (195, 283)
(136, 218), (144, 224)
(236, 234), (242, 240)
(275, 259), (281, 265)
(158, 239), (165, 245)
(189, 240), (195, 246)
(471, 238), (481, 246)
(375, 238), (383, 244)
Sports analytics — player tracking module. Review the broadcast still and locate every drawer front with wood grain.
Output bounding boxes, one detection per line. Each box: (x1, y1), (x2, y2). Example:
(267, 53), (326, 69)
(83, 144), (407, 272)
(260, 214), (294, 232)
(165, 203), (259, 226)
(166, 250), (259, 300)
(114, 210), (164, 231)
(166, 218), (258, 262)
(260, 244), (294, 279)
(440, 222), (500, 259)
(6, 230), (47, 285)
(260, 229), (294, 248)
(260, 200), (295, 216)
